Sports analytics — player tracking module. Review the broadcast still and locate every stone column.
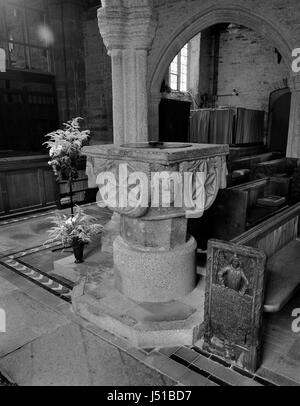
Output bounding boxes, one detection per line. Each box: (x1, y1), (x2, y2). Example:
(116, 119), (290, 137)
(149, 93), (161, 141)
(287, 74), (300, 158)
(98, 0), (157, 145)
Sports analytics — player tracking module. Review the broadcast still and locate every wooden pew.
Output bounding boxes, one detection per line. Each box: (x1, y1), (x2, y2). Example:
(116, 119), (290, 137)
(196, 178), (291, 244)
(228, 145), (266, 164)
(229, 151), (282, 172)
(227, 150), (282, 186)
(251, 157), (297, 180)
(231, 202), (300, 312)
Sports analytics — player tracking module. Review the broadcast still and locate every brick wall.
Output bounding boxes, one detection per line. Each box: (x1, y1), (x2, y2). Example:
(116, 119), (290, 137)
(84, 8), (113, 145)
(216, 26), (289, 111)
(182, 23), (289, 112)
(149, 0), (300, 92)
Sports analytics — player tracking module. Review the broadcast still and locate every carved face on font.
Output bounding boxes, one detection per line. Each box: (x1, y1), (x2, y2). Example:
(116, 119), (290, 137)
(231, 255), (241, 270)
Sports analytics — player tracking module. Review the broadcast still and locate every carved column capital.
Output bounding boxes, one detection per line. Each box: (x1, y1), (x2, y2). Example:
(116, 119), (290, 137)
(98, 0), (157, 53)
(97, 0), (157, 144)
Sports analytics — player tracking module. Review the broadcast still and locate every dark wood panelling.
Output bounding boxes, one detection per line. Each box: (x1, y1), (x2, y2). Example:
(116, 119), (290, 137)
(0, 155), (59, 218)
(159, 98), (191, 143)
(0, 70), (59, 153)
(6, 169), (41, 211)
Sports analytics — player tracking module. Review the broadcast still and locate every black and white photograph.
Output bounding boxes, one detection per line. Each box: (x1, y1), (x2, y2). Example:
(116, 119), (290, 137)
(0, 0), (300, 392)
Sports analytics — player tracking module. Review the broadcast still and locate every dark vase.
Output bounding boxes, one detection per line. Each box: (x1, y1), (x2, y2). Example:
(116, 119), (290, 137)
(60, 172), (67, 181)
(72, 239), (84, 264)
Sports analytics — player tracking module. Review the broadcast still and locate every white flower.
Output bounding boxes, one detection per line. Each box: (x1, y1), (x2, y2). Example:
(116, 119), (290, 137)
(49, 144), (64, 157)
(66, 217), (75, 226)
(74, 140), (81, 148)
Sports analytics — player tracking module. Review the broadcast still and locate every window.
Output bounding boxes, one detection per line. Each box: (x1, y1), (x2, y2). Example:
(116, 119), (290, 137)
(169, 44), (188, 92)
(0, 0), (52, 73)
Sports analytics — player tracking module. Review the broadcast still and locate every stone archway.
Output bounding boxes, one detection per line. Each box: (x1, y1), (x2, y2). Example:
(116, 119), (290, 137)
(97, 0), (300, 158)
(147, 5), (294, 146)
(267, 79), (290, 96)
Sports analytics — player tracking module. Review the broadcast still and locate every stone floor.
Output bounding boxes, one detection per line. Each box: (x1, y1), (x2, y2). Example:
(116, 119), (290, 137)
(0, 204), (299, 386)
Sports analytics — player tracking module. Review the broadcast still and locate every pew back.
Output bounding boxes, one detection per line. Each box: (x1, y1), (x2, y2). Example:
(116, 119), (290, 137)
(230, 152), (282, 172)
(209, 178), (290, 240)
(252, 158), (297, 180)
(231, 203), (300, 258)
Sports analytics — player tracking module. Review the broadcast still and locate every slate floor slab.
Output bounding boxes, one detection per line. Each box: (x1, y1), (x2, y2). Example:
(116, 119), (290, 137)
(0, 323), (175, 386)
(0, 290), (69, 358)
(0, 276), (19, 298)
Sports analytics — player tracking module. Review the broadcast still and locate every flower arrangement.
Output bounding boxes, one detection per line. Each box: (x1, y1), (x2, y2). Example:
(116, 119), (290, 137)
(44, 117), (90, 182)
(46, 206), (104, 247)
(46, 206), (103, 263)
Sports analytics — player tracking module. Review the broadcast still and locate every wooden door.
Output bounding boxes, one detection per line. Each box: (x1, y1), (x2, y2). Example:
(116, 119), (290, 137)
(268, 88), (291, 154)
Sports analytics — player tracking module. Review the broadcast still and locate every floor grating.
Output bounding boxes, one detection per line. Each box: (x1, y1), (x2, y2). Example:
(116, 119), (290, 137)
(0, 241), (61, 260)
(0, 243), (73, 302)
(0, 202), (98, 227)
(168, 346), (278, 386)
